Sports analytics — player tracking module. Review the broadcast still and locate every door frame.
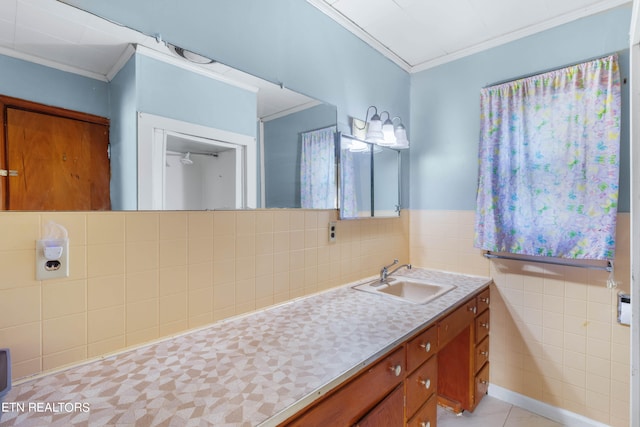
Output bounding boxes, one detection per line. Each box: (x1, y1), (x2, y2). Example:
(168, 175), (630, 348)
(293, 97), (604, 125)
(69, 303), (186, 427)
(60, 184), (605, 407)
(629, 2), (639, 425)
(137, 112), (256, 210)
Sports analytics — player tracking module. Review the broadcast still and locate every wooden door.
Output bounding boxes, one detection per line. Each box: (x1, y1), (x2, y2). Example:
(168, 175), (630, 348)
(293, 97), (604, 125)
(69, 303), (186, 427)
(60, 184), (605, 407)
(1, 97), (110, 210)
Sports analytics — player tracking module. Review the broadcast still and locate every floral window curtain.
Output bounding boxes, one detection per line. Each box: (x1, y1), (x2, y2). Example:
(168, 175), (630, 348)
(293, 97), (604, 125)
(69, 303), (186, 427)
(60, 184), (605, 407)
(340, 147), (358, 218)
(474, 55), (621, 260)
(300, 126), (336, 209)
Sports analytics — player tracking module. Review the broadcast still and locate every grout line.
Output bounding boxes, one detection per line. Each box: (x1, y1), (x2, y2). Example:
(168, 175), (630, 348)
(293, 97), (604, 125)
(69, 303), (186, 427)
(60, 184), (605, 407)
(503, 403), (514, 427)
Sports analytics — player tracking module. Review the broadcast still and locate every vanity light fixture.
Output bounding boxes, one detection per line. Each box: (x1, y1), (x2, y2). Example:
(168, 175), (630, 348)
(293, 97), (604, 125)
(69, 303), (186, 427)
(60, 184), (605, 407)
(355, 106), (409, 149)
(363, 106), (384, 144)
(378, 111), (396, 146)
(392, 117), (410, 149)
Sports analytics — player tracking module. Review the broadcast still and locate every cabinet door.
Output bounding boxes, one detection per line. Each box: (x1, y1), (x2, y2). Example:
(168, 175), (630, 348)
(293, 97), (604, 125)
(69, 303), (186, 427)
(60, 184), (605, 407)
(355, 385), (404, 427)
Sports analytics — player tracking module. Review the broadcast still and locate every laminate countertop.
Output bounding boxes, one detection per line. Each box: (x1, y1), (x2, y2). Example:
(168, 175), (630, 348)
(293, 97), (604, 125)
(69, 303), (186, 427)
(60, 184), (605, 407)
(1, 268), (491, 427)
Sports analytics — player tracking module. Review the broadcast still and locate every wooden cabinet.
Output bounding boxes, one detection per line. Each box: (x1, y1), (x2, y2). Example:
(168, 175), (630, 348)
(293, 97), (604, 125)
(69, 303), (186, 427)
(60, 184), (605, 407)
(407, 394), (437, 427)
(281, 285), (490, 427)
(438, 287), (490, 413)
(407, 325), (437, 372)
(406, 354), (437, 417)
(438, 298), (477, 348)
(356, 385), (404, 427)
(285, 346), (405, 426)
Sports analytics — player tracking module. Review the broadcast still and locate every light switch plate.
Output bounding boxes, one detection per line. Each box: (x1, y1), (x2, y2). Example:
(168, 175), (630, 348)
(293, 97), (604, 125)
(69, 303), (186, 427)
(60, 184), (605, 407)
(618, 293), (630, 326)
(35, 239), (69, 280)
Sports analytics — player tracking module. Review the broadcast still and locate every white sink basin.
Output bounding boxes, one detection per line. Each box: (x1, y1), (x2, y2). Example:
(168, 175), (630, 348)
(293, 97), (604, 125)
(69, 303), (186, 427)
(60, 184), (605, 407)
(352, 276), (456, 304)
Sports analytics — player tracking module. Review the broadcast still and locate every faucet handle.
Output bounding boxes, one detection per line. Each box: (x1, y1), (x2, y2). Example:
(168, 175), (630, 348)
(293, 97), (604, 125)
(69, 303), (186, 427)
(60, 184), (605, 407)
(383, 259), (399, 269)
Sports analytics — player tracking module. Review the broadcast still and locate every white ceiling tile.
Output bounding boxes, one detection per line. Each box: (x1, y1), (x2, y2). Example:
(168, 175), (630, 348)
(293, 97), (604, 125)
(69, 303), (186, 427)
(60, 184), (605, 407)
(0, 19), (15, 46)
(69, 43), (130, 75)
(312, 0), (628, 70)
(332, 0), (401, 29)
(470, 0), (551, 39)
(392, 0), (418, 9)
(0, 0), (629, 86)
(17, 0), (84, 43)
(0, 0), (18, 24)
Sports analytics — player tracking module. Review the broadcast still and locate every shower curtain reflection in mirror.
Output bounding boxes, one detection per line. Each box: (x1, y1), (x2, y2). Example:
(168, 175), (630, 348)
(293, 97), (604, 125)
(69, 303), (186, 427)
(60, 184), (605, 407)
(300, 126), (337, 209)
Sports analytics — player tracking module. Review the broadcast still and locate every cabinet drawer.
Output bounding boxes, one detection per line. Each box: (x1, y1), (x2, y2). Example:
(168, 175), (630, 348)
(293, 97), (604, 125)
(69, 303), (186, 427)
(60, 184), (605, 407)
(407, 393), (437, 427)
(475, 336), (489, 373)
(407, 326), (437, 373)
(439, 300), (476, 347)
(475, 362), (490, 405)
(285, 346), (405, 426)
(475, 309), (490, 344)
(476, 287), (490, 314)
(406, 354), (437, 418)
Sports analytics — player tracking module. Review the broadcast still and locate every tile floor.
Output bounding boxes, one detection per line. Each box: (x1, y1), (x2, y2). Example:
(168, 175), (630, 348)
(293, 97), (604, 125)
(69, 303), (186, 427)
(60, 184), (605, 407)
(438, 396), (564, 427)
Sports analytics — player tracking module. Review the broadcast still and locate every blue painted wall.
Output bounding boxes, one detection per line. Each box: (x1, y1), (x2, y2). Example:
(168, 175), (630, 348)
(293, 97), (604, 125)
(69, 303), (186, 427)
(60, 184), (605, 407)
(109, 57), (138, 210)
(0, 54), (108, 117)
(263, 103), (337, 208)
(410, 6), (632, 212)
(61, 1), (410, 128)
(135, 55), (257, 137)
(61, 0), (412, 208)
(105, 53), (259, 209)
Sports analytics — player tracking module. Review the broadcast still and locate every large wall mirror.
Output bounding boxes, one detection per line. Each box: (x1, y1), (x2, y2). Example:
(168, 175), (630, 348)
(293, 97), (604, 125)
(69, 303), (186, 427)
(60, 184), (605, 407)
(339, 134), (400, 219)
(0, 0), (337, 212)
(0, 1), (402, 217)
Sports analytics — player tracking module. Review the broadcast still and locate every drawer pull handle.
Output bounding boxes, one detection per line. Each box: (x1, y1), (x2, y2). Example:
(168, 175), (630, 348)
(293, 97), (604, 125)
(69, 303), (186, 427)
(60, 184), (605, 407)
(420, 422), (431, 427)
(480, 379), (488, 385)
(390, 364), (402, 377)
(480, 297), (490, 304)
(420, 378), (431, 390)
(480, 350), (489, 357)
(468, 306), (477, 314)
(420, 341), (432, 352)
(481, 322), (490, 329)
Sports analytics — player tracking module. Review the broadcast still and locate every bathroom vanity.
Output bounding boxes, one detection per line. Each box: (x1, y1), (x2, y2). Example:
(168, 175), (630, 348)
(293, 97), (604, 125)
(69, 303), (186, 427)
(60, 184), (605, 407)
(1, 269), (491, 427)
(281, 284), (490, 426)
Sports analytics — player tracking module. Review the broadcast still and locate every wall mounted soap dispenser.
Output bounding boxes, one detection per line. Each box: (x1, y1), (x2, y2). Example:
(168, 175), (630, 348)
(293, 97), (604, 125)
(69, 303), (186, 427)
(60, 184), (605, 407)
(35, 221), (69, 280)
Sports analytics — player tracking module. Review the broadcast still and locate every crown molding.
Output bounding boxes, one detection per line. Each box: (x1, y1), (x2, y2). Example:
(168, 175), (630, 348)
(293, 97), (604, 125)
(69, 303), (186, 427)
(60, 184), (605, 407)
(308, 0), (632, 74)
(306, 0), (412, 73)
(412, 0), (632, 72)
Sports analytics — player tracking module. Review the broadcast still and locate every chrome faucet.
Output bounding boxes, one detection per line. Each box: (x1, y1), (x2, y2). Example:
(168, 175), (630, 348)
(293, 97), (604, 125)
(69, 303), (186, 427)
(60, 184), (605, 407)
(378, 259), (412, 284)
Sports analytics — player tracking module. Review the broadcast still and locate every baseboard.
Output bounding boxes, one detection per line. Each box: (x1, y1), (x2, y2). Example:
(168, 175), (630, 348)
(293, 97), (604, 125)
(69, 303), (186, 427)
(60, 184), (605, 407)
(488, 384), (611, 427)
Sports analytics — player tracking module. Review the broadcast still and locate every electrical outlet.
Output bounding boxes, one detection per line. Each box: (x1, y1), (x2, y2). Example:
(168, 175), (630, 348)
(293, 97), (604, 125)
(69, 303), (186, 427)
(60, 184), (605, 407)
(35, 239), (69, 280)
(329, 222), (337, 243)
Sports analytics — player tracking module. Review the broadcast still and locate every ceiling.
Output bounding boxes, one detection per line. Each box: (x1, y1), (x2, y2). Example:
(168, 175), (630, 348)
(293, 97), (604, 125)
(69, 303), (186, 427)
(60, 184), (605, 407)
(0, 0), (631, 114)
(0, 0), (316, 120)
(308, 0), (631, 72)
